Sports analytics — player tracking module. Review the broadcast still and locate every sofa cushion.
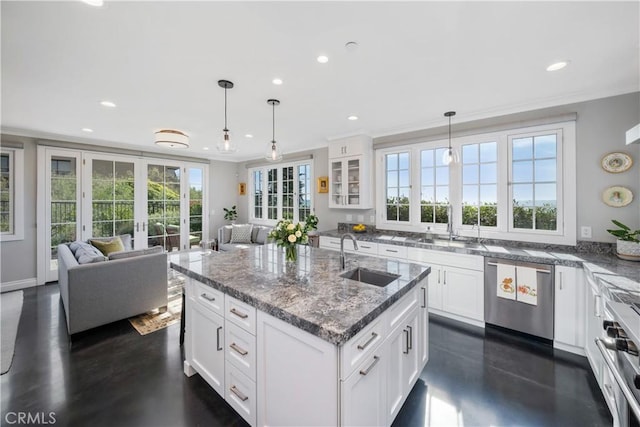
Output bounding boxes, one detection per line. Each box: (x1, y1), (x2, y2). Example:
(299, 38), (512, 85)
(220, 225), (233, 244)
(219, 242), (252, 252)
(230, 224), (253, 243)
(90, 236), (125, 256)
(68, 241), (107, 264)
(108, 246), (163, 260)
(255, 227), (271, 244)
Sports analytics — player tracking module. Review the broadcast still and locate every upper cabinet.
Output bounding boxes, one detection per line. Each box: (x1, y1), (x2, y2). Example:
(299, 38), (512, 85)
(328, 135), (373, 209)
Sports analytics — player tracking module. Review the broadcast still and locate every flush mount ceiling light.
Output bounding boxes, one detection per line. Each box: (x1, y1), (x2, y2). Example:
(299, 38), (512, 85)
(100, 100), (116, 108)
(442, 111), (459, 165)
(217, 79), (237, 154)
(265, 99), (283, 162)
(317, 55), (329, 64)
(155, 129), (189, 149)
(546, 61), (569, 71)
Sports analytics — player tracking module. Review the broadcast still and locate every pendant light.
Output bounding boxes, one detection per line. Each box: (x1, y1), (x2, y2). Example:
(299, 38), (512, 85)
(265, 99), (283, 161)
(442, 111), (459, 165)
(217, 79), (237, 153)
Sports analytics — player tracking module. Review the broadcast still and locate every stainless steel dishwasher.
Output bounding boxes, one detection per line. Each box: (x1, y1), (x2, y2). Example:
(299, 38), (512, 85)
(484, 258), (555, 340)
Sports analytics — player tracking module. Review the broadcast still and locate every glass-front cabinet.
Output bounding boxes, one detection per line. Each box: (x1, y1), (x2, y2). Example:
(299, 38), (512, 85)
(328, 135), (372, 209)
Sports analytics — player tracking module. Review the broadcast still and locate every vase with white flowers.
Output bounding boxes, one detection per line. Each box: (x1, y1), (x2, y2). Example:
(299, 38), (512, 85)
(268, 219), (309, 262)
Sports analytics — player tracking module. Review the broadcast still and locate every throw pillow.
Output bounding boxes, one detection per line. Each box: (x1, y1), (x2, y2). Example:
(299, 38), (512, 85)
(91, 234), (132, 251)
(255, 227), (270, 245)
(68, 241), (107, 264)
(251, 226), (261, 243)
(108, 246), (163, 261)
(230, 224), (253, 244)
(90, 236), (125, 256)
(221, 226), (233, 244)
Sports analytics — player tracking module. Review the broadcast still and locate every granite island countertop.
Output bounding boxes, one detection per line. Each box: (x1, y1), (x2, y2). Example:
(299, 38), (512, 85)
(320, 229), (640, 304)
(170, 244), (430, 346)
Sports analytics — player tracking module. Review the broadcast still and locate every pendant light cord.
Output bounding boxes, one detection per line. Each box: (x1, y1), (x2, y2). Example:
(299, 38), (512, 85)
(272, 101), (276, 143)
(448, 114), (451, 150)
(224, 87), (228, 132)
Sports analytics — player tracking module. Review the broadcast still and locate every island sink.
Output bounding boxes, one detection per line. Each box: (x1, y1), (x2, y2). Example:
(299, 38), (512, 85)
(340, 267), (401, 287)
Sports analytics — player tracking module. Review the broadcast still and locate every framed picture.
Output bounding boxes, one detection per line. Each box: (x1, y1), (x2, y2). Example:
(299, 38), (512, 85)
(317, 176), (328, 193)
(602, 186), (633, 207)
(238, 182), (246, 196)
(601, 152), (633, 173)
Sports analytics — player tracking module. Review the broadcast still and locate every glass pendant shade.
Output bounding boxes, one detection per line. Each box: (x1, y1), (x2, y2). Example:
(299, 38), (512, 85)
(265, 99), (282, 161)
(442, 111), (458, 165)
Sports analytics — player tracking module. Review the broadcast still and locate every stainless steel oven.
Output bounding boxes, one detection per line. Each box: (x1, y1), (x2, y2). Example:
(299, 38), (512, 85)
(596, 301), (640, 427)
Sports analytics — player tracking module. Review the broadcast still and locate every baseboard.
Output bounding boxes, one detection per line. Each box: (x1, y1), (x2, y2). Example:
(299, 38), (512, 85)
(553, 341), (586, 357)
(428, 308), (485, 329)
(1, 278), (38, 293)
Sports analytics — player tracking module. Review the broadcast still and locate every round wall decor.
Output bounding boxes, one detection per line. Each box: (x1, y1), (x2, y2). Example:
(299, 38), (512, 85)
(602, 186), (633, 207)
(601, 152), (633, 173)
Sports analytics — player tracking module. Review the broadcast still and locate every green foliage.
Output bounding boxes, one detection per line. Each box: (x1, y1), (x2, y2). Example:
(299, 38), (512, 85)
(268, 220), (309, 247)
(304, 214), (319, 232)
(607, 220), (640, 242)
(223, 205), (238, 221)
(513, 201), (556, 230)
(461, 204), (497, 227)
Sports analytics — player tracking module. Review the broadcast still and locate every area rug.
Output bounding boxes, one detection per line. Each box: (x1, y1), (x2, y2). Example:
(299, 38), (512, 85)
(1, 290), (24, 375)
(128, 271), (185, 336)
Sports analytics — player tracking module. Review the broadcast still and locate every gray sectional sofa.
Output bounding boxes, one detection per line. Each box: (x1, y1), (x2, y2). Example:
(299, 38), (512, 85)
(217, 224), (272, 251)
(57, 241), (168, 335)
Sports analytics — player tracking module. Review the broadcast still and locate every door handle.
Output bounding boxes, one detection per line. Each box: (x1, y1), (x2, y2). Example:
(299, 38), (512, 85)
(443, 270), (447, 285)
(142, 222), (146, 232)
(421, 287), (427, 308)
(403, 329), (409, 354)
(136, 222), (140, 232)
(216, 326), (222, 351)
(438, 269), (441, 284)
(407, 325), (413, 350)
(559, 271), (563, 290)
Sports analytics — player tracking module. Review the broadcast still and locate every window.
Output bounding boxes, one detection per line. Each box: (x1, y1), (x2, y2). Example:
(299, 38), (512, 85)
(385, 152), (410, 222)
(461, 141), (497, 227)
(188, 167), (204, 247)
(250, 160), (313, 224)
(0, 148), (24, 241)
(376, 120), (575, 245)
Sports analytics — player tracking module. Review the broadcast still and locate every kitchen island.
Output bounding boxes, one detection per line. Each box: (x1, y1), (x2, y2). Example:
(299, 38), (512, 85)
(170, 244), (431, 427)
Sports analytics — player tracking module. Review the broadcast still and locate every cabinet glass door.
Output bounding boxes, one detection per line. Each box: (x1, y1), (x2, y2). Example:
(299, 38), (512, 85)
(331, 160), (344, 205)
(346, 158), (361, 206)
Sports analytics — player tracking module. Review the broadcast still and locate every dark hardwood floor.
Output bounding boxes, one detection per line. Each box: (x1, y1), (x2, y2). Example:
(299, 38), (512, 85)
(1, 285), (611, 427)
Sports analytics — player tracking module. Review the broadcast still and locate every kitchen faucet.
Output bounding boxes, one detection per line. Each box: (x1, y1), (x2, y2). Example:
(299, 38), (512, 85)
(340, 233), (359, 269)
(446, 203), (454, 241)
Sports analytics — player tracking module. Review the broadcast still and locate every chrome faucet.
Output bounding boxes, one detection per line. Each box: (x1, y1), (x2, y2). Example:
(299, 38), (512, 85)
(340, 233), (359, 269)
(446, 203), (454, 241)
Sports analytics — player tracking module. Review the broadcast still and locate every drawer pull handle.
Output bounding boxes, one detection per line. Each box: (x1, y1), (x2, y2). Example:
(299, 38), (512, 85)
(230, 342), (248, 356)
(361, 245), (371, 249)
(357, 332), (378, 350)
(230, 308), (248, 319)
(201, 293), (215, 302)
(359, 356), (380, 376)
(386, 249), (398, 253)
(216, 326), (223, 351)
(230, 385), (249, 402)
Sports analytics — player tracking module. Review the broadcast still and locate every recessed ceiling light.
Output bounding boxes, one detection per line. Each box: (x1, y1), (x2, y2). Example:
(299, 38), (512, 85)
(317, 55), (329, 64)
(546, 61), (569, 71)
(245, 134), (253, 138)
(82, 128), (94, 133)
(272, 78), (283, 85)
(203, 147), (209, 151)
(347, 115), (359, 121)
(82, 0), (104, 6)
(100, 100), (116, 108)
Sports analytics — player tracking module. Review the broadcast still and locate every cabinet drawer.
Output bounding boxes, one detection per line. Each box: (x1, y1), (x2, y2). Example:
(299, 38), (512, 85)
(225, 362), (256, 427)
(225, 321), (257, 381)
(340, 312), (387, 379)
(355, 241), (378, 255)
(409, 248), (483, 271)
(193, 281), (225, 316)
(225, 296), (256, 335)
(378, 244), (407, 259)
(319, 236), (341, 251)
(387, 287), (418, 332)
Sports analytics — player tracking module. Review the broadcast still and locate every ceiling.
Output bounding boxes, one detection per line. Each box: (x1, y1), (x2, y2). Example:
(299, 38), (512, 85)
(2, 1), (639, 162)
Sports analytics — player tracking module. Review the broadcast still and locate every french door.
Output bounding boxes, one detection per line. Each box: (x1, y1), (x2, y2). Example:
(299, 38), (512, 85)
(38, 147), (207, 284)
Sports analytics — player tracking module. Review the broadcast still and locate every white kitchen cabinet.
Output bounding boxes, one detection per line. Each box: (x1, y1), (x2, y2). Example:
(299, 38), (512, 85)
(328, 136), (373, 209)
(319, 235), (378, 255)
(377, 243), (408, 259)
(408, 248), (484, 326)
(418, 282), (429, 367)
(386, 304), (420, 424)
(341, 343), (387, 427)
(585, 271), (605, 388)
(553, 266), (586, 354)
(225, 361), (256, 426)
(187, 297), (226, 396)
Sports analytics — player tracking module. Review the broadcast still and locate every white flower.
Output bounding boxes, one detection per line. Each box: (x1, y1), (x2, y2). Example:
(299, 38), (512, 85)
(288, 234), (297, 243)
(295, 230), (302, 238)
(286, 223), (295, 231)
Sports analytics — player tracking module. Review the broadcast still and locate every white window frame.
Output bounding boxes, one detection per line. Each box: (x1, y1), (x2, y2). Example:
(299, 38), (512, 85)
(0, 147), (25, 242)
(248, 159), (314, 226)
(375, 120), (576, 245)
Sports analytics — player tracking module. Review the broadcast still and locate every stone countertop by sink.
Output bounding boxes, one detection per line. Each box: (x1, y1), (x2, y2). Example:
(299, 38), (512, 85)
(169, 244), (430, 346)
(320, 230), (639, 304)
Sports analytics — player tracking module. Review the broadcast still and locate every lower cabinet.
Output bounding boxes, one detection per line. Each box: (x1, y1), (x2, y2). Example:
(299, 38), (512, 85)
(341, 345), (387, 427)
(553, 266), (586, 353)
(188, 299), (225, 396)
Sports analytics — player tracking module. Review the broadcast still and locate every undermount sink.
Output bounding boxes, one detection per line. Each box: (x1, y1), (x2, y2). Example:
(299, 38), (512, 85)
(340, 267), (401, 287)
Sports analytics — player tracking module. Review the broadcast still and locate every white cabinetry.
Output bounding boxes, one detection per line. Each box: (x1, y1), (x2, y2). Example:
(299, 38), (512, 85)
(553, 266), (586, 354)
(585, 270), (605, 389)
(328, 135), (373, 209)
(319, 235), (378, 255)
(408, 248), (484, 326)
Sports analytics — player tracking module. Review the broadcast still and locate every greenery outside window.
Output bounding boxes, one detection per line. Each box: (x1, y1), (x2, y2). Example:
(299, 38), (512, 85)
(461, 141), (497, 227)
(420, 148), (449, 224)
(0, 148), (24, 241)
(386, 152), (411, 222)
(250, 160), (313, 224)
